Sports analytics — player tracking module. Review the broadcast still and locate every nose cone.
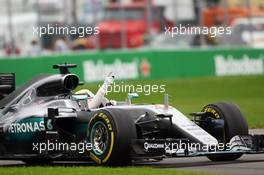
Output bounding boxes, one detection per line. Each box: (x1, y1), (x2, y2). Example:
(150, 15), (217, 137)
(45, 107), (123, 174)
(167, 107), (219, 146)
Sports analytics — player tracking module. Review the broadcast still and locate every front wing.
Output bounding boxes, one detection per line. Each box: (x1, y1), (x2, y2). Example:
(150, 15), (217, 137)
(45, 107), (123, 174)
(131, 135), (264, 159)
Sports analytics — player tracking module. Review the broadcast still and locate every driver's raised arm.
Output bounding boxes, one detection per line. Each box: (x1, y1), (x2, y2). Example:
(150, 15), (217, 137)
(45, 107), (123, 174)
(88, 73), (114, 109)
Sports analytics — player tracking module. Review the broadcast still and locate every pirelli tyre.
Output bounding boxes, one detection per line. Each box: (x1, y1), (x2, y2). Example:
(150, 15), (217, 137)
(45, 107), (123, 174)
(201, 102), (248, 161)
(87, 109), (137, 165)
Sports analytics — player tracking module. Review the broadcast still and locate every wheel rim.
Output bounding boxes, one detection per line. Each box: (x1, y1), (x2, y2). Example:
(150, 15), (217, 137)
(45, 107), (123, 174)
(90, 121), (109, 156)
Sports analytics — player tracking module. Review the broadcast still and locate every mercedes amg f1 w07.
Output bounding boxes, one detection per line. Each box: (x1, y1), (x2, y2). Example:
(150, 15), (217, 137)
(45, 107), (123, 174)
(0, 64), (263, 165)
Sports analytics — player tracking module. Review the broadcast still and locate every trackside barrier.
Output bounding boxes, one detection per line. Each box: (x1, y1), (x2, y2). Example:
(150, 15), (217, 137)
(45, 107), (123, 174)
(0, 48), (263, 85)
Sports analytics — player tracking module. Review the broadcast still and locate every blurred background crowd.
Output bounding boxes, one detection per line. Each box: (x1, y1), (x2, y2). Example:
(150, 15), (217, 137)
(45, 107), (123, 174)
(1, 0), (264, 57)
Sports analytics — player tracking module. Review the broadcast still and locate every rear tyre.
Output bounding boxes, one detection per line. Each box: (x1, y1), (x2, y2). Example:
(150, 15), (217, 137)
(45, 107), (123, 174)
(201, 102), (248, 161)
(87, 110), (137, 165)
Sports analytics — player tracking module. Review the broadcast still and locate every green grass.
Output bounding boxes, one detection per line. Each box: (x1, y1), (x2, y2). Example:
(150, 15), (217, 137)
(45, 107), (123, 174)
(0, 166), (212, 175)
(78, 75), (264, 128)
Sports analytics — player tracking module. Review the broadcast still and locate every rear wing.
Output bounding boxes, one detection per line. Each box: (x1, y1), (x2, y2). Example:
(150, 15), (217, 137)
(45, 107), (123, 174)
(0, 73), (15, 100)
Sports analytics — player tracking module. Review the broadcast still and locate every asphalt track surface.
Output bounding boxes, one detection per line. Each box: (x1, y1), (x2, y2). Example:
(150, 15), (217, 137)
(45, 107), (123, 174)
(0, 129), (263, 175)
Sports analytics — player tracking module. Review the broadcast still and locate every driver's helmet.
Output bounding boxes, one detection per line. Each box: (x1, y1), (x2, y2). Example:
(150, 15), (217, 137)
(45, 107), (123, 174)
(74, 89), (94, 98)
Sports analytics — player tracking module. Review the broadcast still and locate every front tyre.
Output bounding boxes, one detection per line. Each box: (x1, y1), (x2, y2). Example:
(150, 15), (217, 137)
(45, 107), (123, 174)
(201, 102), (248, 161)
(87, 110), (137, 165)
